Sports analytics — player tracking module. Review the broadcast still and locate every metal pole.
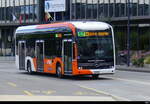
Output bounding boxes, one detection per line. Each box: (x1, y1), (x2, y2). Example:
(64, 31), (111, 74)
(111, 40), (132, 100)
(127, 0), (130, 66)
(85, 0), (87, 20)
(54, 12), (56, 21)
(38, 0), (45, 23)
(97, 0), (99, 20)
(70, 0), (72, 20)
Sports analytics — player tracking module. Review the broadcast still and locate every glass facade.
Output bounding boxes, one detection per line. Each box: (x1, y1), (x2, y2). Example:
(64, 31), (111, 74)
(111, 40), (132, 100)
(0, 0), (39, 56)
(0, 0), (38, 24)
(1, 0), (150, 24)
(0, 28), (14, 56)
(70, 0), (150, 20)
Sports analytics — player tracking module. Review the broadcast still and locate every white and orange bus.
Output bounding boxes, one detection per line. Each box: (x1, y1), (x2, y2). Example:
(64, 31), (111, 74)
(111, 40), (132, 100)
(15, 21), (116, 78)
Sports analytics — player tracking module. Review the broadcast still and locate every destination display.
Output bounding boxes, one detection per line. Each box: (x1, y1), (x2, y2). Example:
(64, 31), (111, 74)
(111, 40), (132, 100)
(78, 32), (110, 37)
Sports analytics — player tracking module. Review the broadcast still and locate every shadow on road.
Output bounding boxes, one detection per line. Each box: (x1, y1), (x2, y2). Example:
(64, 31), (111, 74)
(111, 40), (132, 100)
(19, 71), (113, 81)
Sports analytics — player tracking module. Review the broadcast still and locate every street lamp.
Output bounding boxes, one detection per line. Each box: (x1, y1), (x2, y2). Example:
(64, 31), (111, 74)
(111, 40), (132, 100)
(127, 0), (131, 66)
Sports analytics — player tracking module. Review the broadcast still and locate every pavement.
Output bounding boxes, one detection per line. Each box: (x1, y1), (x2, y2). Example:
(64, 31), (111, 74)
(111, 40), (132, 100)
(0, 56), (15, 63)
(116, 65), (150, 73)
(0, 95), (115, 101)
(1, 59), (150, 101)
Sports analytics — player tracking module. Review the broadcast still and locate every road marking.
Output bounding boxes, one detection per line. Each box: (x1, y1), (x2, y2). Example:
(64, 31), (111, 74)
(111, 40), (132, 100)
(75, 91), (85, 95)
(74, 91), (100, 96)
(108, 77), (150, 86)
(7, 82), (17, 87)
(23, 90), (34, 96)
(42, 90), (56, 95)
(77, 84), (130, 101)
(47, 90), (56, 94)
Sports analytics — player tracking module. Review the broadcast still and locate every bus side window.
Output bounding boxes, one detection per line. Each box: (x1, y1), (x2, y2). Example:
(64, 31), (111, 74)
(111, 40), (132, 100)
(56, 38), (62, 57)
(45, 38), (58, 58)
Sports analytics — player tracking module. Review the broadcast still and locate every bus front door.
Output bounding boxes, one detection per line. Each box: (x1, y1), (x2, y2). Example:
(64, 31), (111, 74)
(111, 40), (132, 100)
(35, 40), (44, 72)
(18, 41), (26, 70)
(62, 39), (72, 74)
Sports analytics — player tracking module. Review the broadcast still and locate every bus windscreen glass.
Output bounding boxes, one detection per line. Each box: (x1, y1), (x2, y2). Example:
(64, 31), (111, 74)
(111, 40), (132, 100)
(77, 30), (114, 69)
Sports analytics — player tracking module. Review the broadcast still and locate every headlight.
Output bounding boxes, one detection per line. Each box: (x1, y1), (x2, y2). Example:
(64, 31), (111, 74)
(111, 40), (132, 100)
(78, 67), (83, 70)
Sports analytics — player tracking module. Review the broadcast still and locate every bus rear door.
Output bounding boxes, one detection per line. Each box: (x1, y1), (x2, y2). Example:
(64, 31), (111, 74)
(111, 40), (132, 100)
(62, 39), (73, 75)
(35, 40), (44, 72)
(18, 41), (26, 70)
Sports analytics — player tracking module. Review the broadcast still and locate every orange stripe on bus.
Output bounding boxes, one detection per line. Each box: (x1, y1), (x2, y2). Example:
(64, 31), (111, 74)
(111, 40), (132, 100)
(33, 58), (37, 71)
(72, 60), (93, 75)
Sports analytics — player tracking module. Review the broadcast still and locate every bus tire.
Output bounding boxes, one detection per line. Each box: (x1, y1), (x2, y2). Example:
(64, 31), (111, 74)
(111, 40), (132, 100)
(27, 61), (33, 74)
(92, 74), (99, 79)
(56, 65), (63, 78)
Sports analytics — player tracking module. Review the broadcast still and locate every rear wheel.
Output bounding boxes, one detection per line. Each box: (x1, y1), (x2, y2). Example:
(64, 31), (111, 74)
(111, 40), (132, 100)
(56, 65), (63, 78)
(92, 74), (99, 79)
(27, 62), (33, 74)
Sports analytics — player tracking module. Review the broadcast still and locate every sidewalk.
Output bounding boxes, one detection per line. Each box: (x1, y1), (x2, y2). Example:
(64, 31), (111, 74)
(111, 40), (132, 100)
(116, 65), (150, 73)
(0, 56), (15, 63)
(0, 95), (115, 101)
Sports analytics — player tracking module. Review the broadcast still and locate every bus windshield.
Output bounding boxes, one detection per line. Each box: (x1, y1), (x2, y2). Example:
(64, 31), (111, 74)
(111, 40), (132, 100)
(77, 31), (114, 61)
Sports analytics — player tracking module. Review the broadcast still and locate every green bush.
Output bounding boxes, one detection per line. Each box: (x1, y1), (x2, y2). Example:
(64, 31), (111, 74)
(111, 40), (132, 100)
(132, 57), (144, 67)
(144, 56), (150, 64)
(132, 59), (138, 66)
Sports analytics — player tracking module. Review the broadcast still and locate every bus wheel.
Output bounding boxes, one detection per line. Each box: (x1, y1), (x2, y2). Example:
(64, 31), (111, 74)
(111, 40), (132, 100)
(92, 74), (99, 79)
(27, 62), (33, 74)
(56, 65), (63, 78)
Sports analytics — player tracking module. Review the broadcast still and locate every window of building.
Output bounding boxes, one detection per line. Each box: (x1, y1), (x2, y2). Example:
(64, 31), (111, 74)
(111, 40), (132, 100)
(144, 0), (149, 16)
(80, 0), (86, 19)
(109, 0), (115, 17)
(0, 29), (14, 56)
(139, 0), (144, 16)
(104, 0), (109, 17)
(115, 0), (120, 17)
(72, 0), (76, 19)
(99, 0), (104, 18)
(0, 0), (38, 24)
(131, 0), (138, 16)
(120, 0), (126, 17)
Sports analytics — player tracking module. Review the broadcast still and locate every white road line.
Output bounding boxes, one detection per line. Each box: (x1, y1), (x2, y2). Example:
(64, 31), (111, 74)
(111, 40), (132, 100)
(23, 90), (34, 96)
(107, 77), (150, 86)
(7, 82), (17, 87)
(76, 84), (130, 101)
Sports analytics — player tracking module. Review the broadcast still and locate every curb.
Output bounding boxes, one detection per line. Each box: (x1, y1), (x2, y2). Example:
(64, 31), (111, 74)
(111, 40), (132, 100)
(0, 61), (15, 63)
(0, 95), (115, 101)
(116, 66), (150, 73)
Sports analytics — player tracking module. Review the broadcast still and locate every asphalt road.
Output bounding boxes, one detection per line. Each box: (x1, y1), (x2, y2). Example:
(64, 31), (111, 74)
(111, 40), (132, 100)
(0, 61), (150, 101)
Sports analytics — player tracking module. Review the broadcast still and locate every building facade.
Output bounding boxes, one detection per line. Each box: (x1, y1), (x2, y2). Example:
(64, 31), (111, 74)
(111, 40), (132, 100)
(0, 0), (39, 56)
(0, 0), (150, 64)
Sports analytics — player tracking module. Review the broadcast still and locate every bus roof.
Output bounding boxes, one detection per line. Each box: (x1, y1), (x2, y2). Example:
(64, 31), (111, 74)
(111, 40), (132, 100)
(15, 21), (111, 34)
(69, 21), (110, 31)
